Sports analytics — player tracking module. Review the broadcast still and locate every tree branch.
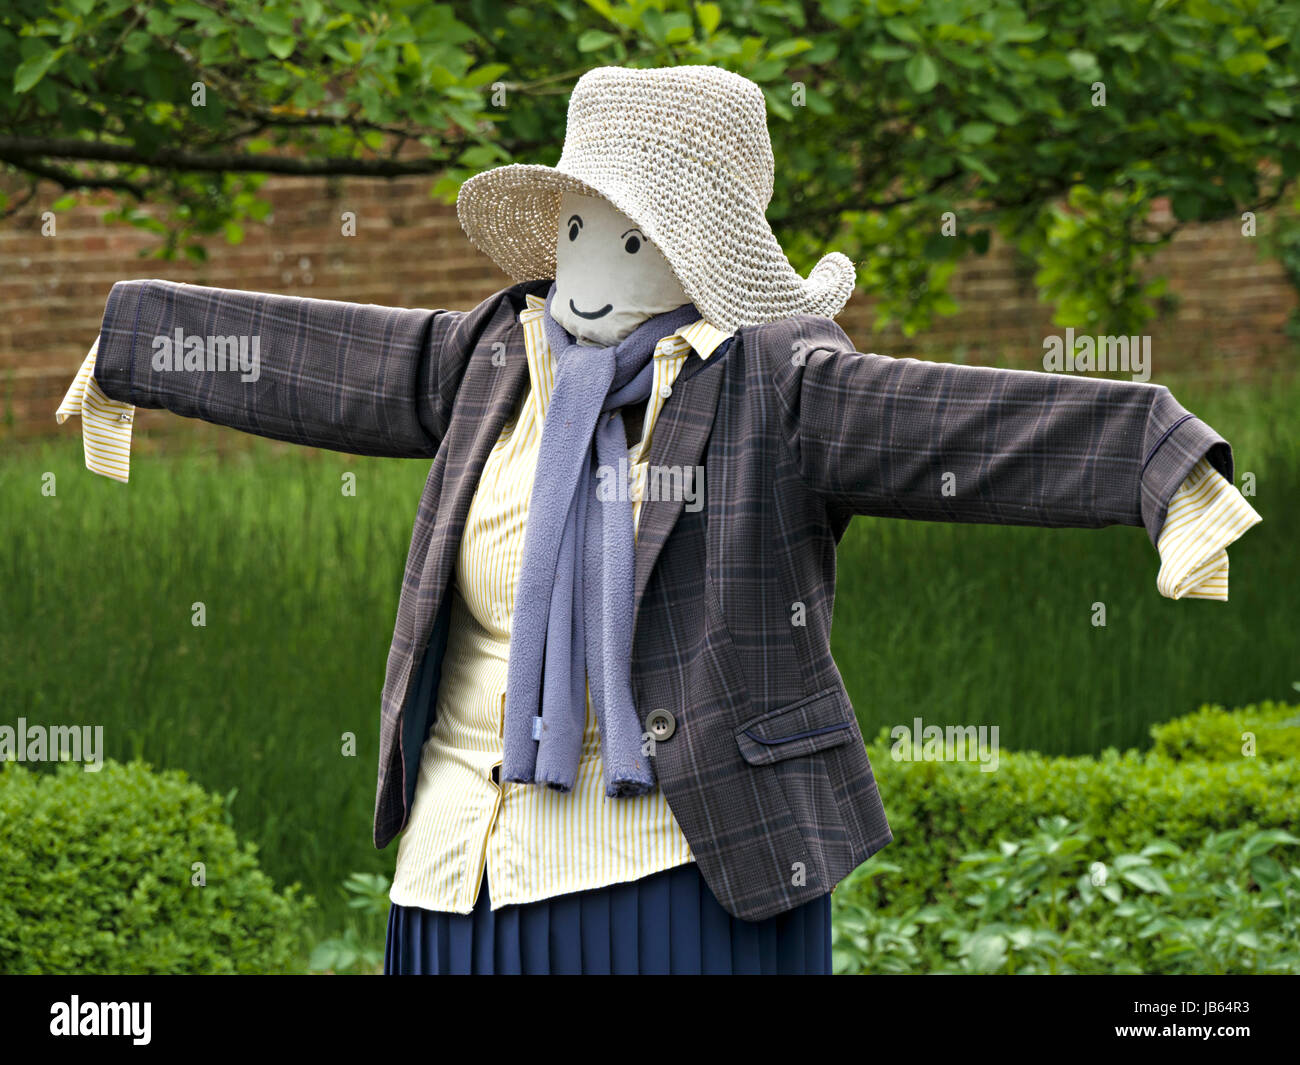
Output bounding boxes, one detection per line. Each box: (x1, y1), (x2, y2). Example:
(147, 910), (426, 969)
(0, 151), (149, 198)
(0, 137), (450, 177)
(1, 181), (40, 219)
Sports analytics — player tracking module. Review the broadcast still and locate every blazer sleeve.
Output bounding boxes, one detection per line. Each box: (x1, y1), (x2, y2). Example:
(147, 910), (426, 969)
(90, 280), (481, 458)
(768, 315), (1233, 547)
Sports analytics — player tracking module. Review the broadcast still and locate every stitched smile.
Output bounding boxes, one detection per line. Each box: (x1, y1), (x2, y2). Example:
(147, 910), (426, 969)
(569, 299), (613, 320)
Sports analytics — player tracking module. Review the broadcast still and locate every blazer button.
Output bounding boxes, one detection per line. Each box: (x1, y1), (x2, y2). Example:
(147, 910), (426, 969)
(646, 708), (676, 741)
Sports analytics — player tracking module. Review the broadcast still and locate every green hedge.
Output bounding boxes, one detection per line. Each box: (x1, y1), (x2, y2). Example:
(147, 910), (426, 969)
(833, 701), (1300, 973)
(855, 702), (1300, 913)
(0, 760), (314, 974)
(833, 817), (1300, 975)
(1149, 699), (1300, 763)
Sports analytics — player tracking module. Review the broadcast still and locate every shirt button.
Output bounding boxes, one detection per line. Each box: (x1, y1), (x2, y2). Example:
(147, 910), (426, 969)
(646, 708), (676, 741)
(658, 385), (672, 400)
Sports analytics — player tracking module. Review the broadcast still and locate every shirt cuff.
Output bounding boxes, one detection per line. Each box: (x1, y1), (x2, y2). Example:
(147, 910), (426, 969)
(55, 336), (135, 483)
(1155, 456), (1260, 600)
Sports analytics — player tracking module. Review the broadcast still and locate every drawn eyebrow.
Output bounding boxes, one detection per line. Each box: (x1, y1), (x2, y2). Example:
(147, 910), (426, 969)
(620, 227), (645, 238)
(568, 215), (583, 227)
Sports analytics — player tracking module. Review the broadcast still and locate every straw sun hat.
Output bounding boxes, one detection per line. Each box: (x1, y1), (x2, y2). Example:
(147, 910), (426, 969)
(455, 64), (857, 334)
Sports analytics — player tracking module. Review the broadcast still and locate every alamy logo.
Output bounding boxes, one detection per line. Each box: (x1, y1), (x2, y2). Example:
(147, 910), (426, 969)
(890, 717), (1000, 772)
(596, 458), (704, 512)
(151, 328), (261, 382)
(1042, 328), (1150, 382)
(0, 718), (103, 771)
(50, 997), (151, 1045)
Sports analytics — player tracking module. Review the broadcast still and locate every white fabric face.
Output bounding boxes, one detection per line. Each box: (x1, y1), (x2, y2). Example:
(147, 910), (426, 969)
(552, 191), (691, 346)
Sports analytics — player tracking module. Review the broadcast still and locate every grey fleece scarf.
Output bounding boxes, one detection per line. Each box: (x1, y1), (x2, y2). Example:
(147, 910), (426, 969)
(501, 282), (700, 797)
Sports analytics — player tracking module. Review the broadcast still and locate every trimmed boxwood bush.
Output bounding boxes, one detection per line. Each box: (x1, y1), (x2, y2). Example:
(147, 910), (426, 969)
(854, 702), (1300, 913)
(0, 759), (314, 974)
(833, 701), (1300, 973)
(832, 817), (1300, 974)
(1149, 700), (1300, 763)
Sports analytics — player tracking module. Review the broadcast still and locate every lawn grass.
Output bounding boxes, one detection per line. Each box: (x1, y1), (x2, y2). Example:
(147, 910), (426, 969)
(2, 370), (1295, 947)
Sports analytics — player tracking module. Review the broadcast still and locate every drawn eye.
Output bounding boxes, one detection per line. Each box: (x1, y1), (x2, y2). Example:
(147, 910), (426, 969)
(568, 219), (581, 242)
(624, 235), (641, 253)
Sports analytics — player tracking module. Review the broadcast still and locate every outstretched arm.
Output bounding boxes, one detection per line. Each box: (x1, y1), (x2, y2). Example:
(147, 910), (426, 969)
(89, 279), (477, 458)
(769, 315), (1259, 596)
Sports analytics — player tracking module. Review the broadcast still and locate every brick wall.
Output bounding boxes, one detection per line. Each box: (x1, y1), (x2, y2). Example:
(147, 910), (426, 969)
(2, 174), (1294, 442)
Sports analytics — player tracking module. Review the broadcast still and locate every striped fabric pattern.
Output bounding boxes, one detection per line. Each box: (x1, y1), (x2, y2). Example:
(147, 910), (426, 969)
(1156, 455), (1262, 600)
(55, 336), (135, 483)
(389, 293), (732, 913)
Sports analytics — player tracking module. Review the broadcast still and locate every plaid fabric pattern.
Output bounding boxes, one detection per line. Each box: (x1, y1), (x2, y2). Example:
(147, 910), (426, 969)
(94, 278), (1233, 921)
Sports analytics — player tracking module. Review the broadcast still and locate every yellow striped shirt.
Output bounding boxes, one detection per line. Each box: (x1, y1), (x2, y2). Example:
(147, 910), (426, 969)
(56, 336), (135, 483)
(1156, 455), (1261, 600)
(388, 294), (733, 912)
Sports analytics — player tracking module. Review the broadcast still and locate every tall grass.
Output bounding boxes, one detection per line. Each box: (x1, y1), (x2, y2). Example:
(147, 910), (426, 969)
(1, 372), (1295, 937)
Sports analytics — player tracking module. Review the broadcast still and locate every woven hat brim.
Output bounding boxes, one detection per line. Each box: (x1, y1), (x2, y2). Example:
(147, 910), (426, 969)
(456, 163), (856, 334)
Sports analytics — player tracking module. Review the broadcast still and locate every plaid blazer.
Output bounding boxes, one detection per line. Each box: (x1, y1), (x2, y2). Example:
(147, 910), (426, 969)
(93, 277), (1231, 921)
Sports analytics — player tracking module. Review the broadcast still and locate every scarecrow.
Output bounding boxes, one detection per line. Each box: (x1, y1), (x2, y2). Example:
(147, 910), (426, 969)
(58, 65), (1260, 974)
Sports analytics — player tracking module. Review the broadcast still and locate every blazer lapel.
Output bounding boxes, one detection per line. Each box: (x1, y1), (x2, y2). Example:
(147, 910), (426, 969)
(633, 348), (726, 621)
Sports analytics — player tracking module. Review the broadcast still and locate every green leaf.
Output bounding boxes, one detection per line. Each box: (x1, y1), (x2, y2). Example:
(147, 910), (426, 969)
(1067, 50), (1097, 74)
(463, 63), (509, 88)
(664, 12), (694, 44)
(1120, 868), (1172, 895)
(1107, 33), (1147, 53)
(884, 18), (922, 44)
(267, 37), (296, 60)
(959, 121), (997, 145)
(237, 26), (269, 59)
(959, 153), (998, 182)
(868, 43), (912, 61)
(577, 29), (618, 52)
(641, 8), (665, 43)
(1242, 829), (1300, 857)
(967, 931), (1008, 972)
(980, 97), (1020, 124)
(1250, 855), (1285, 886)
(13, 47), (60, 94)
(905, 53), (939, 94)
(1224, 52), (1269, 77)
(1001, 23), (1046, 43)
(769, 39), (811, 60)
(696, 2), (721, 37)
(170, 1), (211, 19)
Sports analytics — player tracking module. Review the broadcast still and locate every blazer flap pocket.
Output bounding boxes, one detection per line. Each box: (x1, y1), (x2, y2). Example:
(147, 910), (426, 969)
(734, 688), (857, 767)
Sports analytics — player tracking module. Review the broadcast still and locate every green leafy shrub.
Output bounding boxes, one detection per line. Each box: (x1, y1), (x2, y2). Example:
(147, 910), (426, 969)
(833, 817), (1300, 975)
(1149, 700), (1300, 763)
(857, 723), (1300, 914)
(308, 872), (391, 975)
(0, 760), (314, 974)
(833, 700), (1300, 973)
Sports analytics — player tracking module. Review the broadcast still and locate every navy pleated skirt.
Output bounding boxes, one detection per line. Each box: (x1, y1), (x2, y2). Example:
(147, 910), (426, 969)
(384, 861), (831, 975)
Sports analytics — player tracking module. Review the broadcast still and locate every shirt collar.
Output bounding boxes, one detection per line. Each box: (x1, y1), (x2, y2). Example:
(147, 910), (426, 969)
(520, 292), (732, 361)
